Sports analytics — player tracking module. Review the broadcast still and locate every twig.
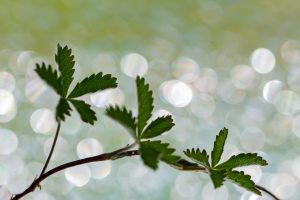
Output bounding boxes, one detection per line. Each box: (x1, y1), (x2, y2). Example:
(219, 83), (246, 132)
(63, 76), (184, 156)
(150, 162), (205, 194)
(255, 184), (280, 200)
(40, 122), (61, 176)
(10, 140), (279, 200)
(11, 143), (137, 200)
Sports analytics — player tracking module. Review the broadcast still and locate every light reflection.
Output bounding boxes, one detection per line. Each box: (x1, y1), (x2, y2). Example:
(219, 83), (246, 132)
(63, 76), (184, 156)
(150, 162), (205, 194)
(287, 66), (300, 93)
(281, 40), (300, 65)
(89, 161), (111, 179)
(193, 68), (218, 95)
(263, 80), (285, 103)
(190, 93), (215, 118)
(231, 65), (256, 89)
(159, 80), (193, 107)
(240, 127), (265, 152)
(218, 81), (245, 104)
(0, 89), (15, 115)
(32, 192), (56, 200)
(270, 173), (297, 199)
(175, 173), (202, 198)
(30, 108), (56, 134)
(44, 137), (69, 161)
(0, 71), (15, 92)
(172, 56), (200, 83)
(65, 165), (91, 187)
(273, 90), (300, 115)
(292, 115), (300, 139)
(202, 182), (228, 200)
(92, 53), (117, 74)
(77, 138), (103, 159)
(0, 89), (16, 123)
(25, 79), (47, 102)
(0, 129), (18, 155)
(121, 53), (148, 77)
(251, 48), (275, 74)
(90, 88), (124, 108)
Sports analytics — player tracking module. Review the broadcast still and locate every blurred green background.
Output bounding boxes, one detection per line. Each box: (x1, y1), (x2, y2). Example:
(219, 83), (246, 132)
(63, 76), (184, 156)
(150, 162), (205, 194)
(0, 1), (300, 200)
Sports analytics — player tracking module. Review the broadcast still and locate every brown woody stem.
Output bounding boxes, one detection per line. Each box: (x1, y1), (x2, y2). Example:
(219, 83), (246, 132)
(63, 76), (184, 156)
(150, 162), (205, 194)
(11, 143), (137, 200)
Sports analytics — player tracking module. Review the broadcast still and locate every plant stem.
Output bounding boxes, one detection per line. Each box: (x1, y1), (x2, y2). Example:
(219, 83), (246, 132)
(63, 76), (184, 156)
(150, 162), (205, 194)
(39, 122), (61, 176)
(11, 143), (138, 200)
(11, 140), (279, 200)
(255, 184), (280, 200)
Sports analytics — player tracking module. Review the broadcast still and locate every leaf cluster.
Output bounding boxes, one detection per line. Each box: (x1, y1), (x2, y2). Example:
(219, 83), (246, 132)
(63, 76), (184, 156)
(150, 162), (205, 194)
(105, 76), (189, 170)
(105, 75), (268, 195)
(35, 44), (117, 124)
(36, 45), (270, 197)
(184, 128), (268, 195)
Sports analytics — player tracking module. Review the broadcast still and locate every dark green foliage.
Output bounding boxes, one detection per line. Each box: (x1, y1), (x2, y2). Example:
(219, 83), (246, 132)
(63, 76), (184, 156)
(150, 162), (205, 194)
(105, 76), (174, 140)
(184, 128), (268, 194)
(211, 128), (228, 167)
(105, 105), (136, 137)
(35, 44), (117, 124)
(209, 169), (226, 188)
(136, 76), (154, 135)
(55, 44), (75, 97)
(35, 45), (270, 197)
(184, 148), (210, 168)
(226, 170), (261, 195)
(35, 63), (62, 96)
(69, 99), (97, 125)
(167, 159), (205, 171)
(56, 98), (72, 121)
(140, 140), (178, 170)
(140, 115), (174, 139)
(215, 153), (268, 170)
(68, 72), (117, 98)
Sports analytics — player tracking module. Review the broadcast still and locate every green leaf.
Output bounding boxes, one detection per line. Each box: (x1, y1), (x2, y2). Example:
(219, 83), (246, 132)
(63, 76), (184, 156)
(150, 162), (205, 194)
(226, 170), (261, 195)
(56, 98), (72, 122)
(140, 115), (174, 139)
(140, 140), (175, 170)
(105, 105), (136, 137)
(166, 158), (205, 171)
(140, 143), (160, 170)
(69, 99), (96, 125)
(209, 169), (226, 188)
(214, 153), (268, 170)
(55, 44), (75, 97)
(136, 76), (154, 135)
(68, 72), (117, 98)
(35, 63), (63, 96)
(211, 128), (228, 167)
(184, 148), (210, 168)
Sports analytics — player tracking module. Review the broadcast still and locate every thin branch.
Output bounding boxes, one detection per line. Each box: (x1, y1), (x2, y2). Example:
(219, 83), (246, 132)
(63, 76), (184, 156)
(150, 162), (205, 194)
(255, 184), (280, 200)
(40, 122), (61, 176)
(11, 143), (137, 200)
(10, 140), (279, 200)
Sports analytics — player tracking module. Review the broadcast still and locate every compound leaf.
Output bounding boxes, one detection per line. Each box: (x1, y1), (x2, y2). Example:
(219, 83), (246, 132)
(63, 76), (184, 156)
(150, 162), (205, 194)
(56, 98), (72, 122)
(69, 99), (96, 125)
(215, 153), (268, 170)
(140, 115), (174, 139)
(55, 44), (75, 97)
(35, 63), (63, 96)
(184, 148), (210, 168)
(68, 72), (117, 98)
(211, 128), (228, 167)
(140, 140), (176, 170)
(136, 76), (154, 136)
(105, 105), (136, 137)
(166, 158), (205, 171)
(209, 169), (226, 188)
(226, 170), (261, 195)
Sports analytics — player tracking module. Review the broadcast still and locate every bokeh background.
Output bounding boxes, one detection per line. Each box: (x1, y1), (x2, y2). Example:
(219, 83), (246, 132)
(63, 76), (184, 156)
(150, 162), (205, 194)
(0, 1), (300, 199)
